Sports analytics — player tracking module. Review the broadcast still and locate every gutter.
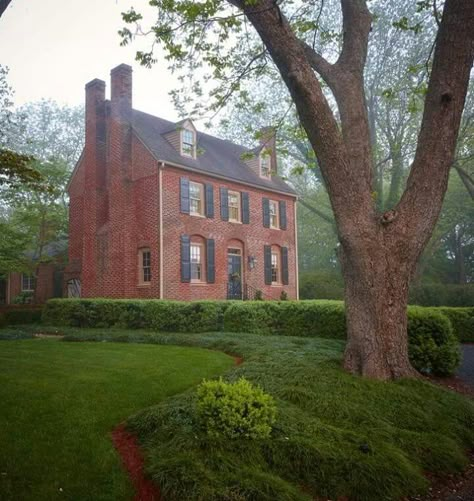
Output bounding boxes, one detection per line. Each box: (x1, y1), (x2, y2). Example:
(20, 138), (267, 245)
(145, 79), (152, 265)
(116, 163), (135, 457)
(294, 201), (300, 300)
(159, 162), (164, 299)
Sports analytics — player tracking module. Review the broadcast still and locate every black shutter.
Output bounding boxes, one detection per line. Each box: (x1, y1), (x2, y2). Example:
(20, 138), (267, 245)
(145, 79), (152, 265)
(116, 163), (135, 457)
(281, 247), (289, 285)
(180, 234), (191, 282)
(180, 177), (190, 214)
(220, 187), (229, 221)
(279, 201), (287, 230)
(262, 198), (270, 228)
(205, 184), (214, 218)
(264, 245), (272, 285)
(206, 239), (215, 283)
(241, 192), (250, 224)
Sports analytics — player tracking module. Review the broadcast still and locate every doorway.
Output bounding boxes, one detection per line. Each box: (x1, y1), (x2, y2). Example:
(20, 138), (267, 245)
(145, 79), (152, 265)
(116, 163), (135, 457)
(227, 248), (243, 299)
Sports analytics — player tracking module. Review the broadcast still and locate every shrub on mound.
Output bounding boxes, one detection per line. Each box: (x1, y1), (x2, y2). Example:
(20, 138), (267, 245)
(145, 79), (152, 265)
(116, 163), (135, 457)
(197, 378), (277, 439)
(0, 307), (43, 326)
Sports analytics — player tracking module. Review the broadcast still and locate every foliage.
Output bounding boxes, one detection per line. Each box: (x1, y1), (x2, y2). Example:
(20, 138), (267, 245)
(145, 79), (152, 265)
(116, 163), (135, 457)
(0, 337), (232, 500)
(27, 327), (474, 500)
(1, 307), (43, 325)
(12, 291), (34, 304)
(299, 271), (344, 300)
(407, 307), (461, 376)
(43, 298), (461, 376)
(197, 377), (277, 440)
(279, 290), (288, 301)
(434, 307), (474, 343)
(409, 283), (474, 307)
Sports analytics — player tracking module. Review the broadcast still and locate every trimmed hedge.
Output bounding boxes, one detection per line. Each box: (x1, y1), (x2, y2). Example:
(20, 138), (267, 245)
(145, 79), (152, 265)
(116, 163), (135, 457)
(433, 307), (474, 343)
(0, 307), (43, 327)
(42, 299), (229, 333)
(43, 299), (461, 376)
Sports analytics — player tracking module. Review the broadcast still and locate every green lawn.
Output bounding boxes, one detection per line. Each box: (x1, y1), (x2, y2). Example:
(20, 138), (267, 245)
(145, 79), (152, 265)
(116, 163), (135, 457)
(28, 326), (473, 501)
(0, 338), (233, 501)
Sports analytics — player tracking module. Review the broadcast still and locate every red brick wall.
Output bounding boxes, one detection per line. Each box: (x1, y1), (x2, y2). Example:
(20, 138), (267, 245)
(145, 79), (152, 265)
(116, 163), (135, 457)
(7, 264), (57, 304)
(67, 67), (297, 301)
(161, 166), (297, 300)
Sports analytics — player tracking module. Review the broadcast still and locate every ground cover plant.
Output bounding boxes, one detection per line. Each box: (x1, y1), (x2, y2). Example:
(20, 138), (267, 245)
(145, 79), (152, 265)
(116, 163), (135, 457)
(7, 325), (472, 501)
(0, 336), (233, 501)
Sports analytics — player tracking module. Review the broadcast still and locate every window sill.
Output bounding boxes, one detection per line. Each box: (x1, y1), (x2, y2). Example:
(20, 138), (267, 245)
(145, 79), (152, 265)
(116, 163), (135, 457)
(229, 219), (242, 224)
(190, 281), (209, 286)
(137, 283), (151, 287)
(190, 212), (205, 218)
(271, 283), (283, 287)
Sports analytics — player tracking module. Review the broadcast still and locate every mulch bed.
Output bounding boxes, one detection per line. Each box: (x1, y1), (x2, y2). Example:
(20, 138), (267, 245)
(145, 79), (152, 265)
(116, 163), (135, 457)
(112, 424), (161, 501)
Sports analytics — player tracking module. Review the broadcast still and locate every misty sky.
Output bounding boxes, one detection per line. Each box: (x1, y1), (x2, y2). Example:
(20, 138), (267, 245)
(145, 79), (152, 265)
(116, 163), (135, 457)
(0, 0), (182, 121)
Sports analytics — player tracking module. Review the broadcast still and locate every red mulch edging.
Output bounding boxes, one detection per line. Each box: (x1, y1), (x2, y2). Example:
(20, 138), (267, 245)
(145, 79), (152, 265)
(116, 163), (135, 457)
(112, 354), (243, 500)
(112, 424), (161, 501)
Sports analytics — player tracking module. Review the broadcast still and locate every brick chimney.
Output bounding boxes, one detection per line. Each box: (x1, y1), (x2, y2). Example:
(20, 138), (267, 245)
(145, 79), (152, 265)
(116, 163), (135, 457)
(83, 78), (107, 295)
(111, 64), (132, 119)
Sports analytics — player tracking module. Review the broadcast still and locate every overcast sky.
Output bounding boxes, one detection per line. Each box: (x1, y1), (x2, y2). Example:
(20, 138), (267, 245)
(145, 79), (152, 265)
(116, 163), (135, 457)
(0, 0), (182, 121)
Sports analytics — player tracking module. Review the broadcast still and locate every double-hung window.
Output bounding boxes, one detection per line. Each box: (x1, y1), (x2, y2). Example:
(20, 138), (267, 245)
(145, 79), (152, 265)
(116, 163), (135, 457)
(190, 243), (203, 282)
(189, 181), (204, 216)
(269, 200), (279, 229)
(228, 191), (241, 222)
(271, 250), (280, 284)
(182, 129), (195, 157)
(21, 274), (35, 292)
(139, 249), (151, 284)
(260, 153), (271, 178)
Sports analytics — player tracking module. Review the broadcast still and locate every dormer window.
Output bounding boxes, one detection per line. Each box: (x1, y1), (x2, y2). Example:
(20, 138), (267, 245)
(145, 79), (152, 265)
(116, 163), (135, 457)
(181, 129), (195, 157)
(260, 151), (271, 178)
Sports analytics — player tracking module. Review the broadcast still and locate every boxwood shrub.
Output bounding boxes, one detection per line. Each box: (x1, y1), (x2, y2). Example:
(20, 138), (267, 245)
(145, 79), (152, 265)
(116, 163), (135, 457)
(433, 307), (474, 343)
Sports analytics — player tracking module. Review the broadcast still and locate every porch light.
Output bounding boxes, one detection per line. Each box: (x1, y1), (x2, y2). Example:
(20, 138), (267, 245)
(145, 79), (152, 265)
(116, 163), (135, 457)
(248, 256), (257, 270)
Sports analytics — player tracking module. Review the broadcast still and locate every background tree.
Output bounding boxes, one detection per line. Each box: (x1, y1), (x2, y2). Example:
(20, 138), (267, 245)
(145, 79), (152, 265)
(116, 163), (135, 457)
(121, 0), (473, 379)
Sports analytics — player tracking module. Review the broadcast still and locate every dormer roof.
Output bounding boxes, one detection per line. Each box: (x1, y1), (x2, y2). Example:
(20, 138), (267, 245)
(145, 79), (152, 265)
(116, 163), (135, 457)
(131, 110), (296, 196)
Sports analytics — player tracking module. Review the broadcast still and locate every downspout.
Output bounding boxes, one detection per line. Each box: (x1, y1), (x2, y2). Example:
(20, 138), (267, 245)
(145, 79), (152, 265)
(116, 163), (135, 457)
(294, 200), (300, 300)
(159, 162), (165, 299)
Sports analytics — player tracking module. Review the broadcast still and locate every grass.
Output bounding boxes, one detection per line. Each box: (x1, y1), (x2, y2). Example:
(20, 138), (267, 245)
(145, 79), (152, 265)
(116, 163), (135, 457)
(6, 325), (473, 501)
(0, 335), (234, 501)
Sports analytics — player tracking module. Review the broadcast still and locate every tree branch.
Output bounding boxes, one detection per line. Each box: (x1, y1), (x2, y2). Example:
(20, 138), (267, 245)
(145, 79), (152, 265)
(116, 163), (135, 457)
(299, 198), (335, 225)
(396, 0), (474, 250)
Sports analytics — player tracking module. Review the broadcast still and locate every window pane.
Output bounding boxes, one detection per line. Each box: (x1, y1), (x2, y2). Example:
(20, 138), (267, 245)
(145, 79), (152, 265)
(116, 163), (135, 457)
(182, 129), (195, 155)
(190, 182), (203, 215)
(141, 250), (151, 282)
(191, 244), (202, 281)
(271, 252), (279, 283)
(228, 191), (240, 221)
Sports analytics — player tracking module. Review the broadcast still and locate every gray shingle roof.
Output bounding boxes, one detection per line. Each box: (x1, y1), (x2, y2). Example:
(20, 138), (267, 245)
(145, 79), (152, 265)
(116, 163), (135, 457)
(131, 110), (297, 196)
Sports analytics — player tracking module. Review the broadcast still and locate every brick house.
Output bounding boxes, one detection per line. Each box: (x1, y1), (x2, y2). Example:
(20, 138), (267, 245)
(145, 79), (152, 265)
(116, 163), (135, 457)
(65, 64), (298, 301)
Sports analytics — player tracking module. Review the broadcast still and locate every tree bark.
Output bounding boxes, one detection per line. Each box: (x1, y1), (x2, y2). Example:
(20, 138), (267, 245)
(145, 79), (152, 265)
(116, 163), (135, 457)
(229, 0), (474, 379)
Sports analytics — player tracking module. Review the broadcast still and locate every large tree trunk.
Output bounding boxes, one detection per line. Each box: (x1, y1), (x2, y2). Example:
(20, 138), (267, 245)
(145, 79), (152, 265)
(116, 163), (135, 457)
(340, 239), (417, 379)
(231, 0), (474, 379)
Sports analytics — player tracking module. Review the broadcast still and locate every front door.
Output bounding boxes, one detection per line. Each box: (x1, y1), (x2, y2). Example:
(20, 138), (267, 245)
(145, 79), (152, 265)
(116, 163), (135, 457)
(227, 248), (242, 299)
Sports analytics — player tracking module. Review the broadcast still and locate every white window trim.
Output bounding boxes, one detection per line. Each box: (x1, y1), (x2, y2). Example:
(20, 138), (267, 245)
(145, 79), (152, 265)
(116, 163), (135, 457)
(269, 200), (279, 229)
(21, 273), (35, 292)
(189, 181), (205, 217)
(271, 250), (281, 285)
(190, 242), (205, 283)
(260, 151), (271, 178)
(181, 128), (196, 158)
(138, 249), (152, 285)
(228, 190), (241, 223)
